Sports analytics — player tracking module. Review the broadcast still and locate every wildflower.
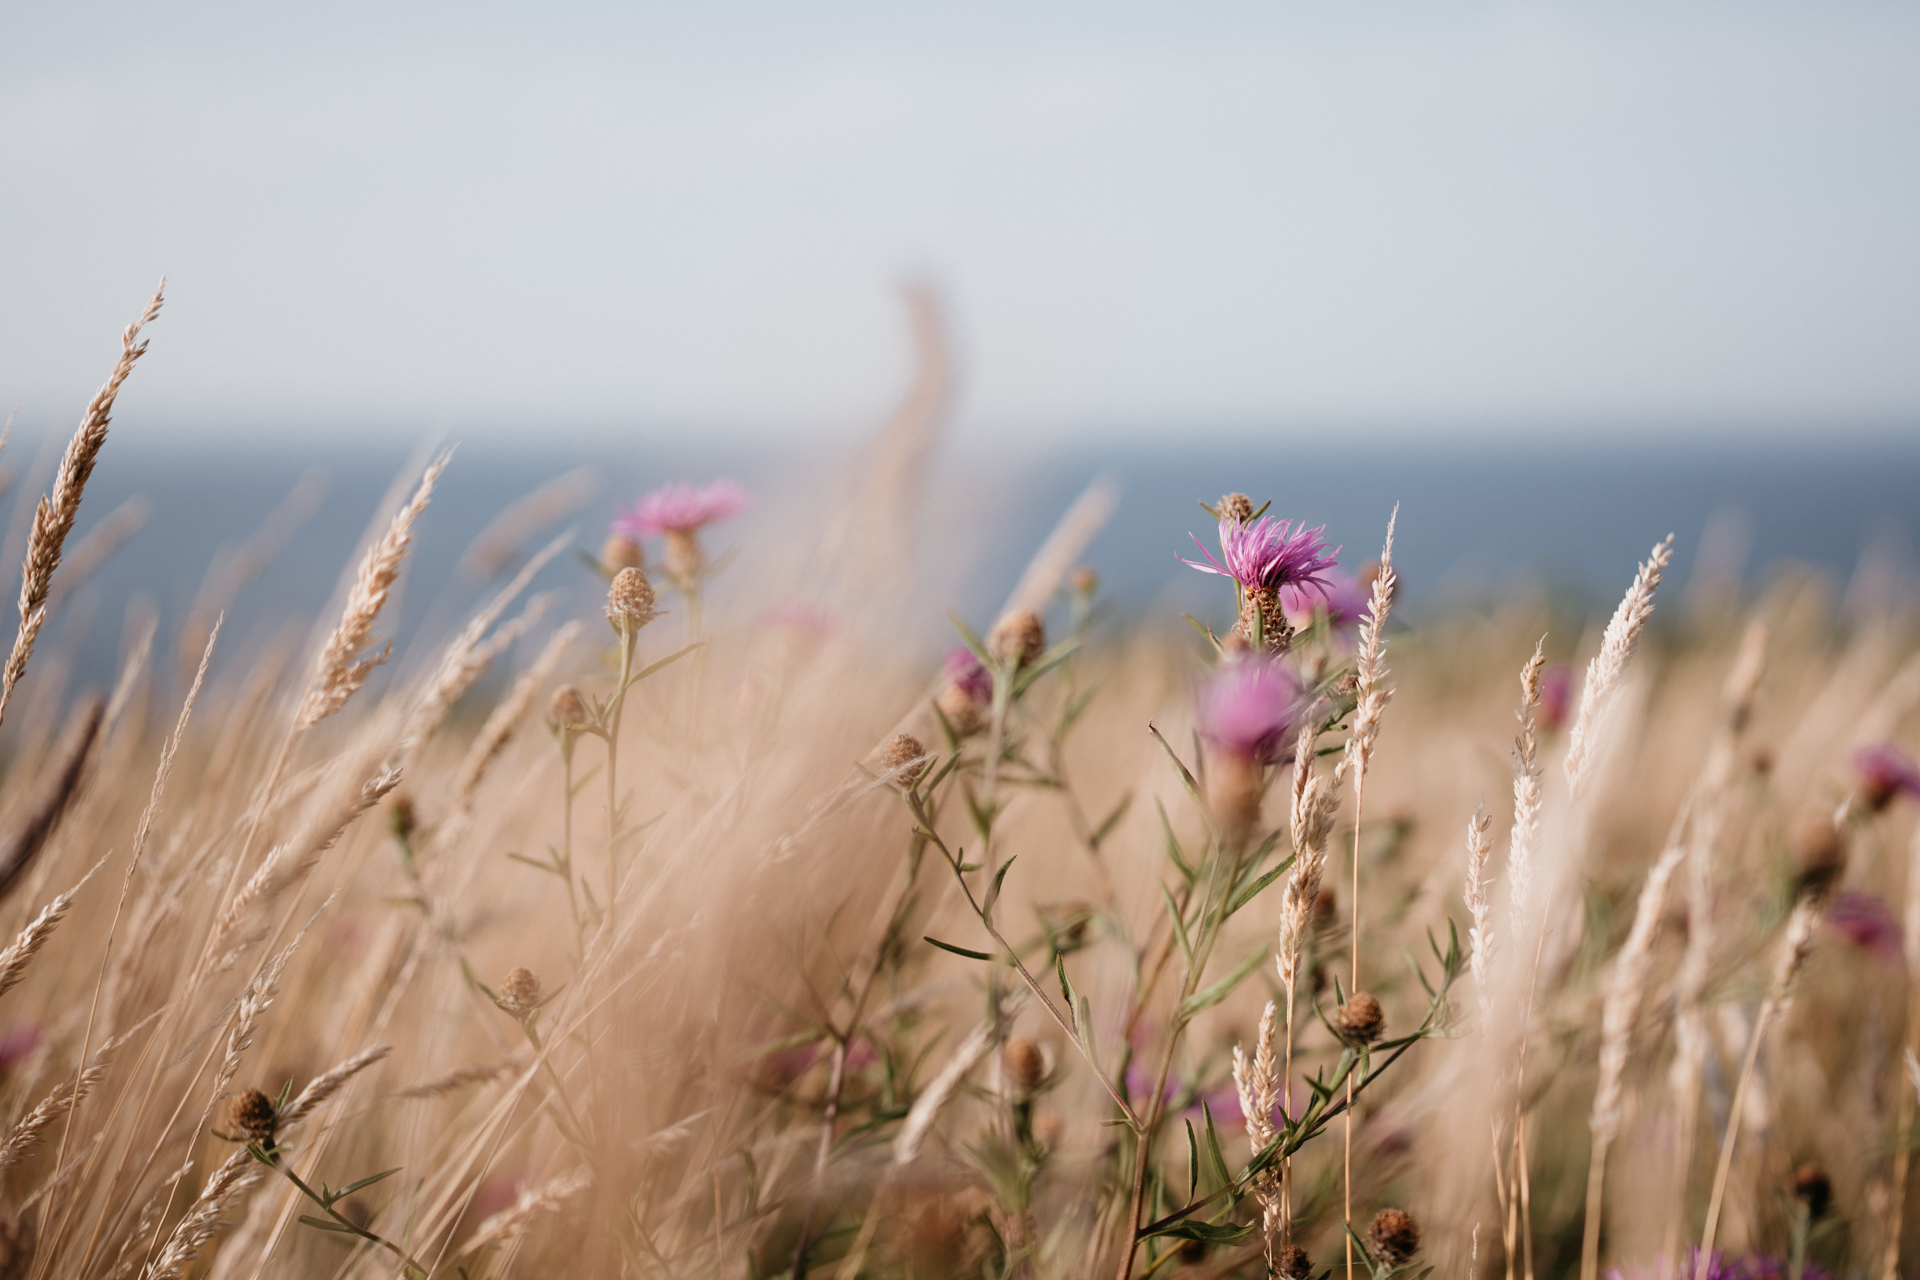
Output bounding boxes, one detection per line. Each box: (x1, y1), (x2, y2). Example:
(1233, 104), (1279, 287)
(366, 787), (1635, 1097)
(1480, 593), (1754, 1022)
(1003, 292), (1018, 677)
(230, 1088), (279, 1145)
(613, 479), (749, 585)
(499, 967), (542, 1017)
(1826, 891), (1901, 960)
(1184, 515), (1339, 652)
(599, 532), (643, 576)
(1196, 659), (1303, 766)
(1286, 565), (1371, 634)
(1539, 664), (1573, 733)
(1855, 742), (1920, 812)
(1336, 992), (1385, 1046)
(1792, 1164), (1831, 1219)
(1369, 1208), (1420, 1266)
(547, 684), (589, 729)
(606, 567), (658, 627)
(1217, 492), (1255, 523)
(1278, 1246), (1313, 1279)
(935, 647), (993, 735)
(987, 610), (1046, 668)
(881, 734), (929, 787)
(613, 479), (750, 540)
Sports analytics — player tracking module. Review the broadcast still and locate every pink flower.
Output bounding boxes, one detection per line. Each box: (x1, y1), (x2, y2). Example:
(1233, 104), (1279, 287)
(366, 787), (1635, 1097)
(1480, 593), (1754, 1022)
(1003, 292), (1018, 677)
(944, 647), (993, 704)
(1539, 665), (1573, 733)
(1196, 659), (1305, 764)
(1827, 891), (1902, 960)
(1855, 743), (1920, 811)
(0, 1023), (42, 1072)
(612, 479), (750, 540)
(1183, 516), (1340, 600)
(1284, 568), (1369, 633)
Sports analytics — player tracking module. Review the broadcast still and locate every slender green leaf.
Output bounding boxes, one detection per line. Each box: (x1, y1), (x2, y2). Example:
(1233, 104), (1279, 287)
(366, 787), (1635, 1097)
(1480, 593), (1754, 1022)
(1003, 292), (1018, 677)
(1147, 725), (1199, 799)
(1156, 800), (1195, 884)
(946, 613), (992, 666)
(336, 1167), (403, 1197)
(1226, 854), (1296, 918)
(1055, 952), (1077, 1006)
(1201, 1099), (1233, 1189)
(1158, 881), (1193, 962)
(1141, 1217), (1255, 1245)
(298, 1216), (360, 1235)
(982, 857), (1017, 925)
(626, 642), (703, 687)
(923, 936), (994, 962)
(1184, 1119), (1199, 1203)
(1176, 946), (1269, 1023)
(1090, 793), (1133, 849)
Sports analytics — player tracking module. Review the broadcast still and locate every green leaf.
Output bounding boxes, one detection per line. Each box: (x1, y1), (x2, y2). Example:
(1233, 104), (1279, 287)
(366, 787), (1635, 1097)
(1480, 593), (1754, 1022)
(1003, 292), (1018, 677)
(1184, 1119), (1199, 1202)
(946, 613), (992, 666)
(1012, 637), (1082, 698)
(1090, 793), (1132, 850)
(1201, 1099), (1233, 1190)
(1055, 952), (1077, 1005)
(627, 641), (704, 686)
(1227, 854), (1296, 918)
(1156, 800), (1195, 883)
(1141, 1218), (1256, 1245)
(336, 1167), (403, 1197)
(981, 857), (1016, 926)
(1158, 881), (1193, 962)
(924, 936), (994, 963)
(505, 852), (562, 875)
(1147, 725), (1199, 800)
(1176, 946), (1269, 1023)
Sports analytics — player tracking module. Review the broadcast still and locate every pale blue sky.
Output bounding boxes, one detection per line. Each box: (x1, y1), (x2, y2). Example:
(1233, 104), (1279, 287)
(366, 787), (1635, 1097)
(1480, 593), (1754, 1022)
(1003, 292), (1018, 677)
(2, 2), (1917, 443)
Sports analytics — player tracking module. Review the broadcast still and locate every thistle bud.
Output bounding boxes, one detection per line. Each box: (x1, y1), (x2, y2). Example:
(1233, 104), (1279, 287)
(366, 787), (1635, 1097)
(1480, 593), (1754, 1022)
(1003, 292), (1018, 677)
(1789, 819), (1847, 899)
(1369, 1208), (1420, 1265)
(499, 966), (542, 1016)
(1792, 1164), (1832, 1219)
(1218, 492), (1254, 524)
(1336, 992), (1385, 1046)
(1277, 1246), (1313, 1279)
(599, 532), (644, 575)
(607, 567), (658, 626)
(1003, 1039), (1047, 1098)
(663, 529), (703, 583)
(230, 1088), (279, 1145)
(548, 684), (589, 729)
(387, 793), (415, 843)
(988, 610), (1045, 668)
(881, 734), (929, 787)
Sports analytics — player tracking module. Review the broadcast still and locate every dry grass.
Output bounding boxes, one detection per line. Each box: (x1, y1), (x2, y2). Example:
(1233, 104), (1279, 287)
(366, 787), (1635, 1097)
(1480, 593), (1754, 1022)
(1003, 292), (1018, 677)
(0, 293), (1909, 1280)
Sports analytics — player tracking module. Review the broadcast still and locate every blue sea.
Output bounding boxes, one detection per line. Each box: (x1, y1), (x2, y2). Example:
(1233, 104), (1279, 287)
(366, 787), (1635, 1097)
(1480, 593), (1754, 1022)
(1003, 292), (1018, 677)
(18, 426), (1920, 692)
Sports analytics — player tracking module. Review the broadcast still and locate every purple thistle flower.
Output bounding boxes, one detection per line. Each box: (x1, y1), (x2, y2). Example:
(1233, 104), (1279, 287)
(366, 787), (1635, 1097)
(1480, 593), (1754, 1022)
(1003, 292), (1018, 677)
(613, 478), (750, 540)
(1196, 659), (1305, 764)
(1284, 568), (1369, 634)
(1827, 890), (1903, 960)
(944, 647), (993, 704)
(1182, 516), (1340, 599)
(1855, 742), (1920, 811)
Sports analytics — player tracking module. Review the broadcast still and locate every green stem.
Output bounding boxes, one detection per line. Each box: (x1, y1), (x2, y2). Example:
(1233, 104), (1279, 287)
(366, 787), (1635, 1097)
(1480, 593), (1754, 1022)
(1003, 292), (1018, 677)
(256, 1148), (429, 1280)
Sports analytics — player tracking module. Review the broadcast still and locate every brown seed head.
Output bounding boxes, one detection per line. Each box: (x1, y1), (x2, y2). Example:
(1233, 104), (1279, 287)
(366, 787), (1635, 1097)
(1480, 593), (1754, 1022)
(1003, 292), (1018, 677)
(935, 682), (987, 736)
(499, 966), (542, 1016)
(607, 567), (658, 625)
(1277, 1245), (1313, 1280)
(1369, 1208), (1420, 1266)
(1337, 992), (1386, 1046)
(663, 529), (703, 582)
(548, 684), (589, 728)
(1789, 819), (1847, 899)
(987, 610), (1046, 667)
(1792, 1164), (1831, 1219)
(599, 532), (644, 575)
(1003, 1039), (1047, 1097)
(881, 733), (929, 786)
(230, 1088), (279, 1144)
(1070, 566), (1099, 597)
(1218, 493), (1254, 523)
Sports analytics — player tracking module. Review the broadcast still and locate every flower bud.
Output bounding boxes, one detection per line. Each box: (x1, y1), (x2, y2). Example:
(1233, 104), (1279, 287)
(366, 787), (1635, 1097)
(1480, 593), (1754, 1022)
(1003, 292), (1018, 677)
(230, 1088), (279, 1144)
(1003, 1039), (1048, 1098)
(607, 567), (658, 626)
(663, 529), (703, 582)
(881, 734), (929, 787)
(1790, 819), (1847, 899)
(1336, 992), (1385, 1046)
(548, 684), (589, 729)
(1277, 1246), (1313, 1279)
(599, 532), (644, 575)
(499, 966), (542, 1016)
(987, 610), (1046, 668)
(1792, 1164), (1831, 1219)
(1369, 1208), (1420, 1265)
(1218, 492), (1254, 524)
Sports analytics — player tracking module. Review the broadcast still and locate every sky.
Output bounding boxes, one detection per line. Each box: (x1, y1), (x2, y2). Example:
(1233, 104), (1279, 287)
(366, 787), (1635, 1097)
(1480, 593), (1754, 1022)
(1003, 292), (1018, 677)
(2, 2), (1918, 445)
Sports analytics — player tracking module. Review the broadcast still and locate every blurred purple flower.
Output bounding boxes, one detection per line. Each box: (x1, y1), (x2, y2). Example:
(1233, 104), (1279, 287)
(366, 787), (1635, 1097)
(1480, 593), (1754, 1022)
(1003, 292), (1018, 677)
(1197, 659), (1305, 763)
(1827, 890), (1902, 959)
(1856, 742), (1920, 812)
(1183, 516), (1340, 599)
(1284, 568), (1369, 633)
(0, 1023), (42, 1072)
(1539, 664), (1573, 733)
(944, 647), (993, 703)
(613, 479), (750, 539)
(1606, 1253), (1827, 1280)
